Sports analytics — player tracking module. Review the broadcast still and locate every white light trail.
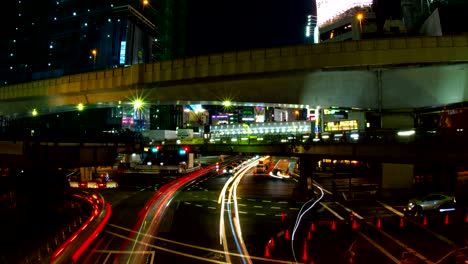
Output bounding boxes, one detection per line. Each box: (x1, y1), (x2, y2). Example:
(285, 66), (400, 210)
(291, 185), (325, 263)
(218, 158), (261, 264)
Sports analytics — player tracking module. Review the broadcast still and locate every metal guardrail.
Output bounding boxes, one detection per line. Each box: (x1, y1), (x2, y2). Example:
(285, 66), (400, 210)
(45, 191), (111, 264)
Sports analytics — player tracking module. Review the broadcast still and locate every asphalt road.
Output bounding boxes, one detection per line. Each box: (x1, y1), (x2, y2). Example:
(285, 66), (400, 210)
(77, 157), (468, 264)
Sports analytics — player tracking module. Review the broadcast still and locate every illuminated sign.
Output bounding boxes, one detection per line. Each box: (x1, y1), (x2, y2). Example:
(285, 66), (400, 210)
(119, 41), (126, 64)
(316, 0), (372, 27)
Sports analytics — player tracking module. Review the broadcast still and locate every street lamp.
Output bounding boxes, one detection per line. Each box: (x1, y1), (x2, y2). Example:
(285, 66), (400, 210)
(356, 13), (363, 32)
(91, 49), (97, 69)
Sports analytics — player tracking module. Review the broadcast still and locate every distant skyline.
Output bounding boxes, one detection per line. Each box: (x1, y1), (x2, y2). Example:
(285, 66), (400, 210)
(185, 0), (315, 56)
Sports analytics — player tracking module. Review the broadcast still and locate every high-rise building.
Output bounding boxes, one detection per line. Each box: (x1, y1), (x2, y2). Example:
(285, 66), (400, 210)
(1, 0), (187, 86)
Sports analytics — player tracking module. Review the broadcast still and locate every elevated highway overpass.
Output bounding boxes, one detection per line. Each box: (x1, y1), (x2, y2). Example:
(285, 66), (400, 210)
(0, 36), (467, 117)
(0, 134), (466, 168)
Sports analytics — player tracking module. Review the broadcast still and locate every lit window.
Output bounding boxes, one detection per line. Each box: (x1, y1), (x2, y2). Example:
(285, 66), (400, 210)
(54, 17), (57, 20)
(18, 13), (21, 16)
(88, 9), (90, 12)
(117, 19), (120, 22)
(110, 4), (113, 7)
(84, 23), (88, 26)
(32, 22), (34, 25)
(50, 45), (53, 49)
(107, 34), (110, 38)
(10, 66), (13, 70)
(108, 18), (111, 22)
(48, 63), (51, 66)
(16, 27), (18, 30)
(13, 40), (16, 43)
(18, 0), (21, 3)
(56, 1), (59, 4)
(10, 53), (13, 57)
(73, 12), (76, 16)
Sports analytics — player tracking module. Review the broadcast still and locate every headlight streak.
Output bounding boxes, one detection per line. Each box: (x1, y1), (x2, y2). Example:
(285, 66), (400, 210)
(227, 202), (246, 264)
(291, 185), (324, 263)
(218, 159), (259, 264)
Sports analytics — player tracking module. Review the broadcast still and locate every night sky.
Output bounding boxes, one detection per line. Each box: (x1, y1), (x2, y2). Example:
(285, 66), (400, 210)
(186, 0), (314, 56)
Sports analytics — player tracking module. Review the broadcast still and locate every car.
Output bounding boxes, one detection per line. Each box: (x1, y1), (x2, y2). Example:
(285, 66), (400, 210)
(223, 166), (234, 173)
(405, 193), (456, 215)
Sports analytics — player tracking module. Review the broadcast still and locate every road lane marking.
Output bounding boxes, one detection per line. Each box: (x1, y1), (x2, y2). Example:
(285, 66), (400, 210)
(256, 213), (266, 216)
(105, 231), (226, 264)
(335, 202), (364, 219)
(239, 211), (247, 214)
(377, 201), (457, 247)
(358, 232), (400, 264)
(195, 204), (202, 207)
(247, 199), (256, 201)
(278, 201), (288, 204)
(139, 189), (145, 192)
(238, 204), (247, 207)
(335, 203), (434, 263)
(376, 201), (404, 217)
(376, 228), (434, 264)
(254, 205), (263, 208)
(261, 200), (272, 203)
(320, 202), (345, 220)
(290, 208), (299, 210)
(184, 202), (191, 205)
(208, 207), (217, 210)
(270, 207), (281, 209)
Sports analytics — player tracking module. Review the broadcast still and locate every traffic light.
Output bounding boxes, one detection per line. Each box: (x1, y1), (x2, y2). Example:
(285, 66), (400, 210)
(179, 146), (189, 155)
(152, 145), (160, 153)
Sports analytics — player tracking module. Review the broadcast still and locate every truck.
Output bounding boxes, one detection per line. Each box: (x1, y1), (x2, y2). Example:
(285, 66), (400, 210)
(255, 156), (271, 173)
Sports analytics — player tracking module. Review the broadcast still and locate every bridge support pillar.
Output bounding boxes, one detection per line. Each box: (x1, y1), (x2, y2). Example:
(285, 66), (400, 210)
(296, 156), (318, 201)
(80, 167), (93, 182)
(381, 163), (414, 199)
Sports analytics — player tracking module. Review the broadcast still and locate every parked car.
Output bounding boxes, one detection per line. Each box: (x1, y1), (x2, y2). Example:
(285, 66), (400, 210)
(405, 193), (456, 215)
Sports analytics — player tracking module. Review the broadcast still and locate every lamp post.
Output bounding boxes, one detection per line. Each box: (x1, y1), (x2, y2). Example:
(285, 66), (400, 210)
(356, 13), (363, 33)
(91, 49), (97, 70)
(142, 0), (149, 10)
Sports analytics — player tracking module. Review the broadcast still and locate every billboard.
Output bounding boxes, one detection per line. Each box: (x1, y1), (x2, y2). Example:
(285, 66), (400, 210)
(316, 0), (373, 28)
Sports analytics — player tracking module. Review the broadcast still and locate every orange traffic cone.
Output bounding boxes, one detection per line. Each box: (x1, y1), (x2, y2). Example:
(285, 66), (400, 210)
(423, 216), (427, 226)
(352, 220), (359, 230)
(302, 240), (308, 261)
(331, 221), (336, 231)
(270, 237), (275, 247)
(399, 217), (404, 228)
(285, 229), (290, 240)
(376, 218), (381, 229)
(444, 214), (449, 225)
(264, 244), (271, 258)
(310, 222), (316, 232)
(307, 231), (312, 240)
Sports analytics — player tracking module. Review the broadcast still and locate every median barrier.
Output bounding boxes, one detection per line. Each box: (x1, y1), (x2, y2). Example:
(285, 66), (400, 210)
(47, 191), (111, 264)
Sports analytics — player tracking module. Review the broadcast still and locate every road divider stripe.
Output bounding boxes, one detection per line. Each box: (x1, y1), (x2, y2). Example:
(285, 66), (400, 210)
(335, 202), (364, 220)
(320, 202), (345, 220)
(358, 232), (400, 263)
(376, 201), (404, 217)
(106, 225), (297, 263)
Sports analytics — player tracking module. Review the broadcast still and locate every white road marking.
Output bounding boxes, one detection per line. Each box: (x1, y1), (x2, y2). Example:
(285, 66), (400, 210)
(320, 202), (345, 220)
(358, 232), (400, 263)
(376, 201), (404, 217)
